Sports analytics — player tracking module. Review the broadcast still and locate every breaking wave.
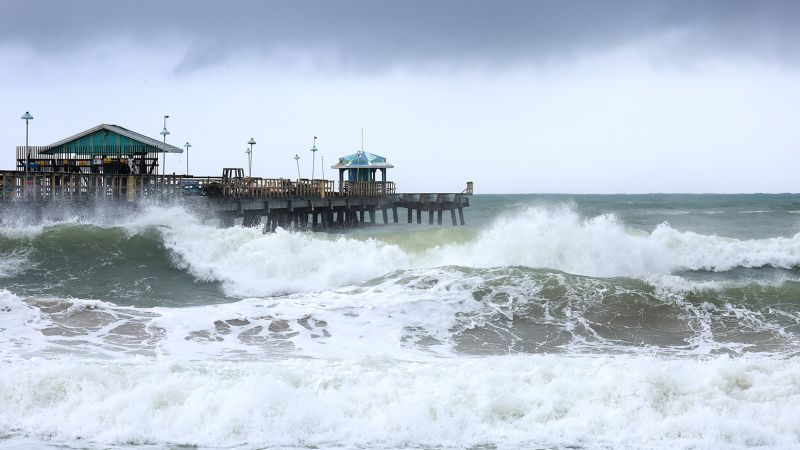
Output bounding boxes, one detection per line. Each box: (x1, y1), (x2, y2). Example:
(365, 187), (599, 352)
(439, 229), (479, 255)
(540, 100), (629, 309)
(1, 205), (799, 298)
(2, 199), (800, 449)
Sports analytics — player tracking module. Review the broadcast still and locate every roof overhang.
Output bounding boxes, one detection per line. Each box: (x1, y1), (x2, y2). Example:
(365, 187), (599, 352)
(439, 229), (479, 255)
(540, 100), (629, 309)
(331, 163), (394, 169)
(42, 123), (184, 154)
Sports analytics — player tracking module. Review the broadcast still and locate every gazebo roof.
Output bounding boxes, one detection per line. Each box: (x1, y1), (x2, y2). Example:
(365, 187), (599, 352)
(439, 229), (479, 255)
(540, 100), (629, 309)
(331, 151), (394, 170)
(41, 123), (184, 154)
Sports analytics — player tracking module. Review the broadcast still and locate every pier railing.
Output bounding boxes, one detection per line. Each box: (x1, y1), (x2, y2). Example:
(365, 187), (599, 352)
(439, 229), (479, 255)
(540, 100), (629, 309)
(16, 145), (162, 174)
(0, 171), (397, 201)
(340, 181), (396, 196)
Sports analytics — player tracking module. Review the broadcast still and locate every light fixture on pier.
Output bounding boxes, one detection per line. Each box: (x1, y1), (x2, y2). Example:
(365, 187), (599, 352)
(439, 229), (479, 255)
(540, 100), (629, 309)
(247, 137), (256, 177)
(160, 115), (170, 175)
(294, 154), (301, 180)
(245, 147), (252, 177)
(184, 142), (192, 175)
(20, 111), (33, 176)
(310, 136), (318, 180)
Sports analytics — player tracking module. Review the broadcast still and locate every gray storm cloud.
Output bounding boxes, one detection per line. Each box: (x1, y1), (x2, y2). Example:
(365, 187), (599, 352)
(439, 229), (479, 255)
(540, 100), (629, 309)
(2, 0), (799, 73)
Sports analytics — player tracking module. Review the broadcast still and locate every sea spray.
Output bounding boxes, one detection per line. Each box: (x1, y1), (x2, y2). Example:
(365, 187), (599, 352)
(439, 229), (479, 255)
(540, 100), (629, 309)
(426, 205), (800, 276)
(0, 355), (798, 449)
(3, 203), (800, 299)
(66, 204), (800, 295)
(2, 195), (800, 449)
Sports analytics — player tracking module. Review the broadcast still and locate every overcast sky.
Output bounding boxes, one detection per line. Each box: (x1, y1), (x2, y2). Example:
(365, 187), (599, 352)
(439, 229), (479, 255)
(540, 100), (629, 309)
(1, 0), (798, 193)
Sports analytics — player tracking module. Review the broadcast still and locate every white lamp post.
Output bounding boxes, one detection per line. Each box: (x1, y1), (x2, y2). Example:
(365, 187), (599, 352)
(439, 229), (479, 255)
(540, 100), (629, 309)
(20, 111), (33, 198)
(160, 115), (170, 175)
(245, 147), (252, 176)
(294, 154), (300, 180)
(310, 136), (318, 180)
(247, 137), (256, 177)
(321, 155), (325, 181)
(20, 111), (33, 175)
(184, 141), (191, 175)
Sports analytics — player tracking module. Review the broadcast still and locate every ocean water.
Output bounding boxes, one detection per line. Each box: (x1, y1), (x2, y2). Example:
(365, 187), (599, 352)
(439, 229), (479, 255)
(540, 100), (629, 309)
(1, 194), (799, 449)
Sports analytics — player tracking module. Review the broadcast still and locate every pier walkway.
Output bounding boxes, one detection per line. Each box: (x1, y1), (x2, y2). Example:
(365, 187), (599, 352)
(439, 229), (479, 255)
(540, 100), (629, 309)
(0, 170), (472, 230)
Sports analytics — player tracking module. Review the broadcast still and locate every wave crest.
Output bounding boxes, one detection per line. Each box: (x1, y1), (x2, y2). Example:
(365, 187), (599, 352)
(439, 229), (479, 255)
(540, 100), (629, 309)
(1, 205), (799, 298)
(429, 206), (800, 276)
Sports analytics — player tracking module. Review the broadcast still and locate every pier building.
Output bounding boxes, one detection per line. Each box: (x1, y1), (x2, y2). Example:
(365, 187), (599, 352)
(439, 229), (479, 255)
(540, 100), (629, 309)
(15, 124), (182, 175)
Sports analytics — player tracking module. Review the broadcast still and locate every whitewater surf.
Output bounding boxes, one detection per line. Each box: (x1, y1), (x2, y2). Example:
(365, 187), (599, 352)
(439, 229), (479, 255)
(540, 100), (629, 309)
(1, 194), (799, 449)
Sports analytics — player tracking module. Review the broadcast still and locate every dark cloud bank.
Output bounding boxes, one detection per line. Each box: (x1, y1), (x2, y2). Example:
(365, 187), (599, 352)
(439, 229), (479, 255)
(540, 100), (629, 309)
(2, 0), (799, 73)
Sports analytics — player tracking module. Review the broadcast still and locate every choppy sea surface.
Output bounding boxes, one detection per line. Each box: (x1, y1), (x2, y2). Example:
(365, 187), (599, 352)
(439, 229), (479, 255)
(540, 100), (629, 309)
(1, 194), (799, 449)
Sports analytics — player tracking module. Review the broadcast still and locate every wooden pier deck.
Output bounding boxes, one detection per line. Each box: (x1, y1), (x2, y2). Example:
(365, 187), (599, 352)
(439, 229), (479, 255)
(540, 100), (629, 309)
(0, 170), (472, 230)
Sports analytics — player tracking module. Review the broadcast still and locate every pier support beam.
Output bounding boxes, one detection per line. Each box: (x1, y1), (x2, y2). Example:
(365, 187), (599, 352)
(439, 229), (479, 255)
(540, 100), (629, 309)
(458, 207), (465, 226)
(428, 209), (434, 225)
(382, 208), (389, 224)
(264, 216), (278, 233)
(392, 207), (398, 224)
(369, 209), (376, 223)
(451, 208), (457, 226)
(278, 211), (289, 229)
(407, 207), (413, 224)
(437, 209), (443, 225)
(416, 208), (422, 224)
(242, 212), (261, 228)
(219, 214), (237, 227)
(345, 209), (356, 228)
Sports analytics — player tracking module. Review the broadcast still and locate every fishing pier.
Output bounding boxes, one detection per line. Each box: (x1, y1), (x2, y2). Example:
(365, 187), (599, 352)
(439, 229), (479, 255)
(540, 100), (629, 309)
(3, 123), (472, 230)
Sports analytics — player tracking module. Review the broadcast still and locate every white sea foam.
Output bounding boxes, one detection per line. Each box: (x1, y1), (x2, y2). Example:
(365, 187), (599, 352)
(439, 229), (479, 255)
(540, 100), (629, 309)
(0, 270), (493, 360)
(124, 205), (800, 296)
(427, 206), (800, 278)
(1, 204), (798, 298)
(0, 290), (47, 357)
(0, 355), (797, 449)
(2, 201), (800, 449)
(0, 215), (83, 240)
(4, 267), (798, 363)
(111, 206), (411, 297)
(0, 248), (34, 279)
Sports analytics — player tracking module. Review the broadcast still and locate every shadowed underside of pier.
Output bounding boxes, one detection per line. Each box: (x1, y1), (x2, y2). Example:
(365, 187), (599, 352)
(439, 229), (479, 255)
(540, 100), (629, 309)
(219, 192), (470, 231)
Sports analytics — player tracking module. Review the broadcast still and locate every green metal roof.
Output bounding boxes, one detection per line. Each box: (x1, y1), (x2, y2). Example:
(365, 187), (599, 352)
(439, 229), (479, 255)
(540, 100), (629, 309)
(331, 151), (394, 169)
(41, 124), (184, 155)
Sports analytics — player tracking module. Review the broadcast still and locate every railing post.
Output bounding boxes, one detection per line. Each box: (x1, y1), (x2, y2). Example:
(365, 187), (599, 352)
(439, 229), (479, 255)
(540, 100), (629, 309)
(126, 176), (136, 202)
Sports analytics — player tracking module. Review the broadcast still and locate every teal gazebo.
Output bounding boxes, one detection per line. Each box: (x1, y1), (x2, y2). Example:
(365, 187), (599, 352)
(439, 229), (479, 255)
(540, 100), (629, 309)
(331, 150), (394, 194)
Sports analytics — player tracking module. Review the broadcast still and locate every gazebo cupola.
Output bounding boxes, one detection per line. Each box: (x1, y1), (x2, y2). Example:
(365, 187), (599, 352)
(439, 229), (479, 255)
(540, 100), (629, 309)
(331, 150), (394, 187)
